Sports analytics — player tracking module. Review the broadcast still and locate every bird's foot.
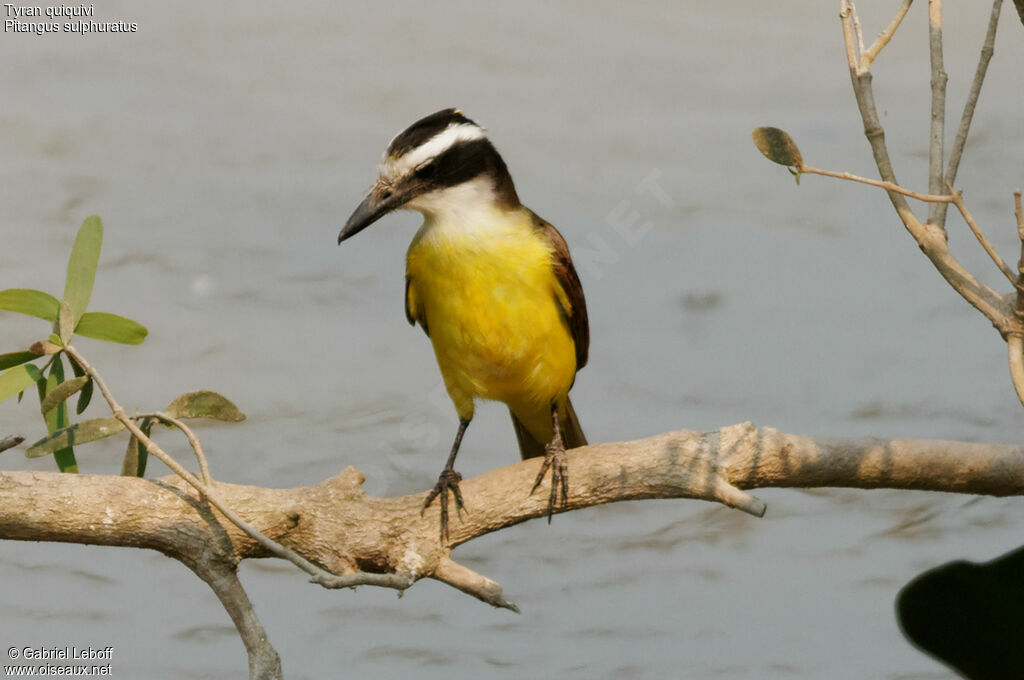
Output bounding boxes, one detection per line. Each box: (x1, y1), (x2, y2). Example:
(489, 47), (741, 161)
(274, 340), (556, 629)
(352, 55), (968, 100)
(530, 439), (569, 523)
(423, 468), (465, 544)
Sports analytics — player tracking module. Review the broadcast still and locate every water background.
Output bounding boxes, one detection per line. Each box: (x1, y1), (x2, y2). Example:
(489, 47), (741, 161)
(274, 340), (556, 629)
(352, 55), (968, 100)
(1, 2), (1023, 678)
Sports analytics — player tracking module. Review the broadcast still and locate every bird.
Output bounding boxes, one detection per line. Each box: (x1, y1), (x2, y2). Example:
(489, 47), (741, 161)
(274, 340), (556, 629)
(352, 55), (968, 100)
(338, 108), (588, 543)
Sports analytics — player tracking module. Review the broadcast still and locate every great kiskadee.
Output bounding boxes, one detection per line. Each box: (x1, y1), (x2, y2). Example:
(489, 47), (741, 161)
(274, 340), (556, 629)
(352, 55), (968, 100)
(338, 108), (588, 542)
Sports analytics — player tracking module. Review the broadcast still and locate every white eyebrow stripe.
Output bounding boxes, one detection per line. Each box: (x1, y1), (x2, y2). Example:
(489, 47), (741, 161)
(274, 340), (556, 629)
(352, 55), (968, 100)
(388, 123), (486, 176)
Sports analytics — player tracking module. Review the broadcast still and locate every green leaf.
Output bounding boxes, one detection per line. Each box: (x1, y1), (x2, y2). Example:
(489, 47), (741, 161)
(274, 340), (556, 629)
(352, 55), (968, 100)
(26, 417), (124, 458)
(165, 390), (246, 422)
(66, 355), (93, 414)
(75, 312), (148, 345)
(77, 378), (93, 414)
(40, 359), (78, 473)
(752, 127), (804, 169)
(0, 289), (59, 322)
(57, 300), (74, 345)
(120, 417), (151, 477)
(40, 376), (89, 415)
(62, 216), (103, 327)
(0, 365), (39, 403)
(0, 352), (38, 371)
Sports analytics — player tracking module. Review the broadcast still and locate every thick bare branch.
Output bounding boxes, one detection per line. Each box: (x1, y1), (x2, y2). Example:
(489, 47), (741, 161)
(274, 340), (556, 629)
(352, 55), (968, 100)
(3, 423), (1023, 613)
(0, 435), (23, 453)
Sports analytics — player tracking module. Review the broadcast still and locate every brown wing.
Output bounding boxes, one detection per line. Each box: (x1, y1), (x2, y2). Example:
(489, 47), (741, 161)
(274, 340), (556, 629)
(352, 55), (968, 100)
(405, 275), (429, 336)
(529, 211), (589, 371)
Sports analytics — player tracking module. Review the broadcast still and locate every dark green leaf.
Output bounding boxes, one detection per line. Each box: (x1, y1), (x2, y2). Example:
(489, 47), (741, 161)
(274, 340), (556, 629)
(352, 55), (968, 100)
(120, 417), (151, 477)
(14, 361), (40, 403)
(41, 359), (78, 473)
(48, 355), (64, 383)
(752, 127), (804, 169)
(40, 376), (89, 415)
(26, 417), (124, 457)
(0, 366), (38, 404)
(62, 216), (103, 327)
(0, 289), (59, 322)
(0, 352), (38, 371)
(57, 300), (74, 345)
(66, 355), (92, 414)
(75, 312), (148, 345)
(77, 378), (93, 415)
(165, 390), (245, 422)
(54, 448), (78, 473)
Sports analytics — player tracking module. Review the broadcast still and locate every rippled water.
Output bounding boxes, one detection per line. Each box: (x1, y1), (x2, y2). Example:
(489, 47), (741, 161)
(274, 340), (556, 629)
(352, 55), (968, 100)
(2, 2), (1023, 678)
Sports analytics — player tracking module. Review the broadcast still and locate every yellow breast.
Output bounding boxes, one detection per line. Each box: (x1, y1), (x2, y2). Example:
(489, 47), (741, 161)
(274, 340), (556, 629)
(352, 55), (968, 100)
(405, 209), (578, 421)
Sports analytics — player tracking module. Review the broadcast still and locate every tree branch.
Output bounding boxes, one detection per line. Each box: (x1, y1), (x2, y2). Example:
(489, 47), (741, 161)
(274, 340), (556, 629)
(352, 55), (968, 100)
(926, 0), (948, 227)
(799, 165), (953, 203)
(947, 186), (1016, 284)
(186, 553), (283, 680)
(861, 0), (914, 71)
(838, 2), (1015, 335)
(934, 0), (1003, 228)
(3, 423), (1023, 607)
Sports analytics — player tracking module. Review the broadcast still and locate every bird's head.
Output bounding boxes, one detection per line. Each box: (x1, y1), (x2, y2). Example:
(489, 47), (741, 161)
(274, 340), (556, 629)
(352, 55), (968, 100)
(338, 108), (519, 243)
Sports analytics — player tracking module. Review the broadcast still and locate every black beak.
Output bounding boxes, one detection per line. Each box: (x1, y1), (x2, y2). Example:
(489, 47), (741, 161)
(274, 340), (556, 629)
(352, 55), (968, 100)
(338, 185), (401, 244)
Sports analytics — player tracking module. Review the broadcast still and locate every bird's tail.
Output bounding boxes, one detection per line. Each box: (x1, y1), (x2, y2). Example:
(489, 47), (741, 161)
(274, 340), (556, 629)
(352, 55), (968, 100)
(510, 397), (587, 460)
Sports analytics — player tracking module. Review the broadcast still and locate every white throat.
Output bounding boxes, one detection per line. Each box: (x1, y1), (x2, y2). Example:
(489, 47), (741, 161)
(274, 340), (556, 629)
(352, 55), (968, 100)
(405, 176), (507, 233)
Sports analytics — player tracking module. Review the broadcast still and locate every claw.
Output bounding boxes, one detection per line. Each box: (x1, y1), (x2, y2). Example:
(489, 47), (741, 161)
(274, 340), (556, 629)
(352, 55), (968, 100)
(423, 468), (465, 544)
(531, 439), (569, 522)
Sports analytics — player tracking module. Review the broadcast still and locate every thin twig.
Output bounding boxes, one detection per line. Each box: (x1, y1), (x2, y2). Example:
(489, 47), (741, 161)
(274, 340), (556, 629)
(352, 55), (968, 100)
(927, 0), (948, 227)
(1014, 191), (1024, 325)
(838, 1), (1011, 333)
(946, 186), (1016, 284)
(860, 0), (914, 71)
(137, 411), (211, 485)
(0, 435), (24, 454)
(61, 348), (321, 576)
(935, 0), (1003, 228)
(61, 345), (431, 599)
(1015, 191), (1024, 237)
(851, 0), (866, 60)
(800, 165), (953, 203)
(840, 2), (915, 219)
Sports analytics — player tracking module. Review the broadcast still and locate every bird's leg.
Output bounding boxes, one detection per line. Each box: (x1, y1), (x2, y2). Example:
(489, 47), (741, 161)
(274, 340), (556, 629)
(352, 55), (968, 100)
(423, 418), (470, 544)
(530, 404), (569, 523)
